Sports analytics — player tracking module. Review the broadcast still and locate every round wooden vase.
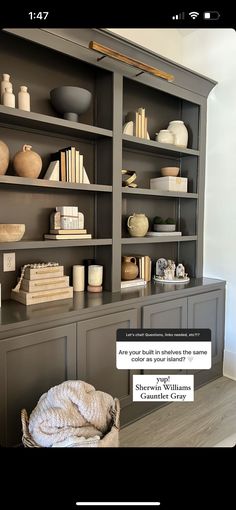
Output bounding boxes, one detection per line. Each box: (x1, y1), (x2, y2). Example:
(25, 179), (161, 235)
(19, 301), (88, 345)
(121, 256), (139, 281)
(0, 139), (10, 175)
(13, 144), (42, 178)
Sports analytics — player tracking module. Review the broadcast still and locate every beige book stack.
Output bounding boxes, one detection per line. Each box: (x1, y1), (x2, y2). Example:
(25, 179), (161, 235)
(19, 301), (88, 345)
(11, 265), (73, 305)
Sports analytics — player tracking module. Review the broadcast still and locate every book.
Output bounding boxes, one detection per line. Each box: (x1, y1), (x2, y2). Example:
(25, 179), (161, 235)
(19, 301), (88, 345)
(44, 233), (92, 240)
(50, 229), (87, 235)
(147, 231), (182, 236)
(19, 276), (70, 292)
(121, 278), (146, 289)
(11, 286), (73, 305)
(24, 266), (64, 280)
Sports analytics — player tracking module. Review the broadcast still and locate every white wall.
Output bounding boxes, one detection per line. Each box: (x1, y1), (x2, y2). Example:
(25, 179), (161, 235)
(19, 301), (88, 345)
(109, 28), (236, 379)
(108, 28), (183, 64)
(182, 29), (236, 379)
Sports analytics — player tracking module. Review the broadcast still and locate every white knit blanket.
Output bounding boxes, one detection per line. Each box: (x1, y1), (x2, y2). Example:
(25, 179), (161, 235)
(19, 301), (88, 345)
(29, 380), (114, 447)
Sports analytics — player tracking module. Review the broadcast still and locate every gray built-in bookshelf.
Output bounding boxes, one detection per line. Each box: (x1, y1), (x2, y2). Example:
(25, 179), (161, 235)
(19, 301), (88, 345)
(0, 28), (226, 445)
(0, 28), (213, 299)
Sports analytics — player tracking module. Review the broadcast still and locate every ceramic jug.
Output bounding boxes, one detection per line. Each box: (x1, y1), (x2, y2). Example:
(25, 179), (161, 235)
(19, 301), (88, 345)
(13, 144), (42, 178)
(121, 256), (139, 281)
(127, 213), (149, 237)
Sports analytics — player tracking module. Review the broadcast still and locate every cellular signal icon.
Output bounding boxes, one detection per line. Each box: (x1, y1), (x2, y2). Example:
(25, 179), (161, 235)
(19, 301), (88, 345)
(189, 11), (199, 19)
(172, 12), (185, 20)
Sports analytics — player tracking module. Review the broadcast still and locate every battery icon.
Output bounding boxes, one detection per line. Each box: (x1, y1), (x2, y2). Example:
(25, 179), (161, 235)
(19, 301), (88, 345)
(204, 11), (220, 20)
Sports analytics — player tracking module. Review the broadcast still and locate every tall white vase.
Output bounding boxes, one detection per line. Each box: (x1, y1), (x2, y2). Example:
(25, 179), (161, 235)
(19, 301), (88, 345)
(1, 73), (12, 103)
(18, 86), (30, 111)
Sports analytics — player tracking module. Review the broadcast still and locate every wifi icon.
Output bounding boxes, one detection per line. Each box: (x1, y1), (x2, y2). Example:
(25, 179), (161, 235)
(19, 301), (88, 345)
(189, 11), (199, 19)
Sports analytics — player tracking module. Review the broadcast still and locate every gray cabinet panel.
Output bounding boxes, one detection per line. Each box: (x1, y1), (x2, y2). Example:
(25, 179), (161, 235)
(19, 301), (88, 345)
(188, 290), (224, 365)
(77, 309), (138, 408)
(142, 298), (187, 377)
(0, 324), (76, 446)
(143, 298), (188, 328)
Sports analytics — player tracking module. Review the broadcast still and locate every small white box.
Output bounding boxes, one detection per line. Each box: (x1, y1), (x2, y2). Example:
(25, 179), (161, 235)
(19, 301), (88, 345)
(150, 176), (188, 192)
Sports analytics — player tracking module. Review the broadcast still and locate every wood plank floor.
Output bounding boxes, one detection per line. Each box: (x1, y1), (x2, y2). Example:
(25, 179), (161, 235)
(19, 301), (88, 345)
(120, 376), (236, 447)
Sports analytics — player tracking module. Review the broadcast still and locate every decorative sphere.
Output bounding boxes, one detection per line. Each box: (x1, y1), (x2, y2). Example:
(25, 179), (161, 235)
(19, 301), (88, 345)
(0, 139), (10, 175)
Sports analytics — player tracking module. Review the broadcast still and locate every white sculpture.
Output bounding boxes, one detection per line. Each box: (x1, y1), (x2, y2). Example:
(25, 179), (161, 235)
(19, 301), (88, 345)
(164, 260), (176, 280)
(176, 263), (186, 278)
(155, 258), (189, 283)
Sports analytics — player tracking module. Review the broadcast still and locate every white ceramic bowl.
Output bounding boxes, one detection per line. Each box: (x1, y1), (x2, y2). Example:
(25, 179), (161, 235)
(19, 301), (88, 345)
(0, 224), (25, 242)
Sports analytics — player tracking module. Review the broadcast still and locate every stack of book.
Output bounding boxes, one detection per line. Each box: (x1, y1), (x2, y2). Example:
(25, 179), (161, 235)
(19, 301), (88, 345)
(11, 265), (73, 305)
(121, 278), (146, 290)
(136, 255), (152, 281)
(125, 108), (149, 139)
(45, 206), (92, 240)
(44, 146), (90, 184)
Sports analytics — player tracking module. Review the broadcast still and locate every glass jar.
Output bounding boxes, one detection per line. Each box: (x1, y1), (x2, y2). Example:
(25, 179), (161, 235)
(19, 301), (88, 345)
(167, 120), (188, 148)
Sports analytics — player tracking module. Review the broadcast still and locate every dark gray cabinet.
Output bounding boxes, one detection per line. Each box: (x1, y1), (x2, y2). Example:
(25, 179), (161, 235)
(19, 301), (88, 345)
(187, 290), (225, 386)
(77, 309), (138, 409)
(143, 298), (188, 328)
(0, 323), (76, 446)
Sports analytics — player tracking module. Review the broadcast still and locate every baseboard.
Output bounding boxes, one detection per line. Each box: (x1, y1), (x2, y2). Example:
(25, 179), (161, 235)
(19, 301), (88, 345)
(223, 350), (236, 380)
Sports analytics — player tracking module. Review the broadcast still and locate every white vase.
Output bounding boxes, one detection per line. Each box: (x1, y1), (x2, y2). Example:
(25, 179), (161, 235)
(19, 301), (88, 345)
(1, 73), (12, 103)
(73, 265), (85, 292)
(18, 86), (30, 111)
(167, 120), (188, 148)
(3, 86), (15, 108)
(156, 129), (174, 144)
(88, 265), (103, 286)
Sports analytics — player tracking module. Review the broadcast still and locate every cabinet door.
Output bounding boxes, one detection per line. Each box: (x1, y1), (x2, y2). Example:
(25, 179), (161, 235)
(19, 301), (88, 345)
(142, 298), (187, 375)
(143, 298), (188, 328)
(188, 290), (224, 366)
(77, 309), (138, 409)
(0, 324), (76, 447)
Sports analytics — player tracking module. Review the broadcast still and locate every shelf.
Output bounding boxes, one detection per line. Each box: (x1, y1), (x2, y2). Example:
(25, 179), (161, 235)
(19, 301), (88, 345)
(0, 175), (112, 193)
(122, 236), (197, 244)
(0, 105), (113, 140)
(123, 134), (199, 157)
(122, 188), (198, 199)
(0, 239), (112, 250)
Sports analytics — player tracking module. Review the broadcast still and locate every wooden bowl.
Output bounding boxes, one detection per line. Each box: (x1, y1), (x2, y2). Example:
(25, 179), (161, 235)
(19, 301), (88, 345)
(160, 167), (180, 177)
(0, 224), (25, 242)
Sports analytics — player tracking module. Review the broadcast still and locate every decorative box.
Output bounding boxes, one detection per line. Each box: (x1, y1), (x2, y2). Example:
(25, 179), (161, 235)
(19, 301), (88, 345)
(150, 176), (188, 192)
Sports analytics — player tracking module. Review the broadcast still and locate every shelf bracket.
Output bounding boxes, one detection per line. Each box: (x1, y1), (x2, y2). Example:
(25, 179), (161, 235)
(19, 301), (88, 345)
(89, 41), (175, 82)
(97, 55), (106, 62)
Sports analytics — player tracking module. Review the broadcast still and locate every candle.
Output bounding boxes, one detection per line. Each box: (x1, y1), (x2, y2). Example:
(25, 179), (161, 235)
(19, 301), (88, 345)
(73, 265), (85, 292)
(88, 265), (103, 286)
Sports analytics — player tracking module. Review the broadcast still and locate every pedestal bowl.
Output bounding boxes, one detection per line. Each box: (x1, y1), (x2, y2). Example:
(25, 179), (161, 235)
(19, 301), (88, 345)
(50, 86), (92, 122)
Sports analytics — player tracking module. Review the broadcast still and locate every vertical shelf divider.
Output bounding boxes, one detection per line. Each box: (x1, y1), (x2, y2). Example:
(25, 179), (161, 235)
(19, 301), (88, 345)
(112, 73), (123, 292)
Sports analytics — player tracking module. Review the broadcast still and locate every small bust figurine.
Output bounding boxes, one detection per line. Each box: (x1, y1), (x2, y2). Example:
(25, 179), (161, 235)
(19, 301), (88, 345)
(176, 263), (186, 278)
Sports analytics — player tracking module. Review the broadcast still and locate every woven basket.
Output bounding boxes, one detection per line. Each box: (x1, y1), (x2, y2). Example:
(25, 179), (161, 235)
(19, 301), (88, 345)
(21, 397), (120, 448)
